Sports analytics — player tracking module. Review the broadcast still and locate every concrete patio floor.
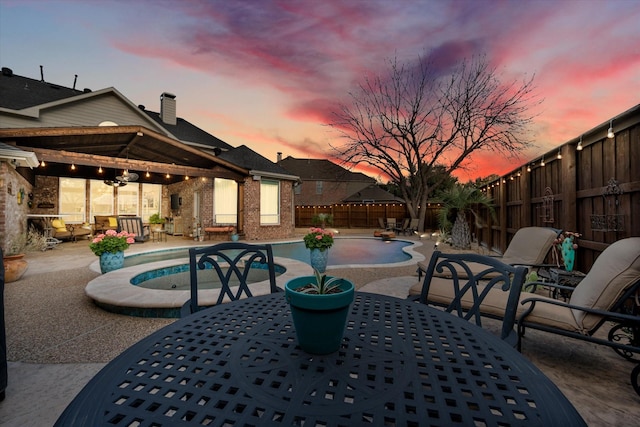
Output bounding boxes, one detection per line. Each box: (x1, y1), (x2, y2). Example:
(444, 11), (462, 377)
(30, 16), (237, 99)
(1, 230), (638, 426)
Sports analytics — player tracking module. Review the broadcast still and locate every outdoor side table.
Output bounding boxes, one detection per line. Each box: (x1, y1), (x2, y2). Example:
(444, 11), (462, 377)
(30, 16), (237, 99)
(55, 293), (586, 426)
(152, 229), (167, 242)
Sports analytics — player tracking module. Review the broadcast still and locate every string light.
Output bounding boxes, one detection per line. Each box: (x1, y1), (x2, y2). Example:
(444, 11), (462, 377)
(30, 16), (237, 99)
(71, 163), (76, 170)
(577, 136), (583, 151)
(40, 160), (45, 167)
(541, 157), (545, 167)
(527, 164), (531, 172)
(98, 166), (103, 174)
(607, 120), (615, 139)
(166, 173), (170, 179)
(557, 149), (562, 160)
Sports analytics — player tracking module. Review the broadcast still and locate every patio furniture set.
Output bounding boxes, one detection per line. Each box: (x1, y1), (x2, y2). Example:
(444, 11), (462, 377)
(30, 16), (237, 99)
(53, 230), (639, 424)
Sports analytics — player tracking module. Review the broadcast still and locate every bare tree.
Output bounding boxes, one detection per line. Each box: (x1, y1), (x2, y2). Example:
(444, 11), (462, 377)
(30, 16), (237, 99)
(329, 55), (539, 231)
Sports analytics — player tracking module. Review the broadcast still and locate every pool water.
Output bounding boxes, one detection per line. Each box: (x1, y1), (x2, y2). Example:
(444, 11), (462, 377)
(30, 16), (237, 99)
(124, 238), (412, 268)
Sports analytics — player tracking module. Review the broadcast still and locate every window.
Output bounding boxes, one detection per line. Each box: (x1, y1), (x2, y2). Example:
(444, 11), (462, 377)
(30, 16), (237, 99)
(117, 184), (139, 215)
(141, 183), (162, 222)
(316, 180), (323, 194)
(260, 180), (280, 225)
(59, 178), (86, 223)
(90, 180), (115, 219)
(214, 178), (238, 224)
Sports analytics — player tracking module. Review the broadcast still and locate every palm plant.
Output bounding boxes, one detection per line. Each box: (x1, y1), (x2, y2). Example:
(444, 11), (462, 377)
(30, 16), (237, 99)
(437, 184), (495, 249)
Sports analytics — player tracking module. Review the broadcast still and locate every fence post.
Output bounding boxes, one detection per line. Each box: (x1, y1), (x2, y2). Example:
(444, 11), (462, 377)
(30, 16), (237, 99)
(561, 144), (577, 234)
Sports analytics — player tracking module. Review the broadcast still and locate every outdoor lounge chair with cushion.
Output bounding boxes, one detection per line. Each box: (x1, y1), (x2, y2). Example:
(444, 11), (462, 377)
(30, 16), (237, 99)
(517, 237), (640, 396)
(181, 242), (281, 316)
(394, 218), (410, 235)
(116, 217), (149, 242)
(417, 226), (561, 280)
(414, 250), (528, 346)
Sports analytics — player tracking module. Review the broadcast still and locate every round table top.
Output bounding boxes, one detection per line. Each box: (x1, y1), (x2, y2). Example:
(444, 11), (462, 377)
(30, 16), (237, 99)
(56, 292), (585, 426)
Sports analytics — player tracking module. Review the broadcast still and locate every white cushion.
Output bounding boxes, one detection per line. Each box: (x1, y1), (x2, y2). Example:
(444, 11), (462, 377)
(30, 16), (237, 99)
(570, 237), (640, 331)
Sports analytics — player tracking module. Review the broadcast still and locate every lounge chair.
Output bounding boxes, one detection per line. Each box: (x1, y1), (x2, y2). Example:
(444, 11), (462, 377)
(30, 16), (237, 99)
(517, 237), (640, 396)
(181, 242), (281, 316)
(416, 226), (561, 280)
(414, 250), (527, 345)
(116, 216), (149, 242)
(386, 218), (396, 231)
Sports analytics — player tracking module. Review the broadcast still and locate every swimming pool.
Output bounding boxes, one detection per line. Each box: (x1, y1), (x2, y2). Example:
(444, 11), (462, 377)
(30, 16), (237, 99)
(123, 238), (413, 268)
(86, 237), (424, 317)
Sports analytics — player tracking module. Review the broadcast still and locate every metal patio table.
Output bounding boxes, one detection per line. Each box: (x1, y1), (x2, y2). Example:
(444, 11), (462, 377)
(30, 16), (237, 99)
(55, 292), (585, 426)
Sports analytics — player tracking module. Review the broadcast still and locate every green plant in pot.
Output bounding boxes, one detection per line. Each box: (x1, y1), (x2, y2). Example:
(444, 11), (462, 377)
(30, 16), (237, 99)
(148, 213), (165, 232)
(285, 268), (355, 355)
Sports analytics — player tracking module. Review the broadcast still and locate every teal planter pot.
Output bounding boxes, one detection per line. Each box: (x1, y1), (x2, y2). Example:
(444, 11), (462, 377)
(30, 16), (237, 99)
(99, 251), (125, 274)
(285, 276), (355, 355)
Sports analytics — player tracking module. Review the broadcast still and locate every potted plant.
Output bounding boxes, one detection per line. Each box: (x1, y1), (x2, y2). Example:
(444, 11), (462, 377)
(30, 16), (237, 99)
(285, 268), (355, 355)
(89, 230), (136, 273)
(148, 213), (165, 232)
(3, 228), (47, 283)
(303, 227), (334, 273)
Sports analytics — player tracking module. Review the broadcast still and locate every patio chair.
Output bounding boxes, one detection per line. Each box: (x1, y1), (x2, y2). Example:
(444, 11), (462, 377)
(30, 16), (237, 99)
(386, 218), (396, 231)
(394, 218), (410, 235)
(415, 250), (528, 346)
(418, 226), (561, 280)
(116, 216), (149, 242)
(407, 218), (419, 235)
(181, 242), (281, 316)
(517, 237), (640, 396)
(377, 217), (385, 229)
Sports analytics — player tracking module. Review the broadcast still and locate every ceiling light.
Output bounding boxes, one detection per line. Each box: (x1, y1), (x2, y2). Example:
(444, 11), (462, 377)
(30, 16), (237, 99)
(607, 120), (615, 139)
(577, 136), (583, 151)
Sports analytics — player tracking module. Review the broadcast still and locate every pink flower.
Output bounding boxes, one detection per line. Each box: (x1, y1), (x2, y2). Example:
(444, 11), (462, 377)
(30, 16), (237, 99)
(105, 229), (117, 236)
(126, 237), (135, 244)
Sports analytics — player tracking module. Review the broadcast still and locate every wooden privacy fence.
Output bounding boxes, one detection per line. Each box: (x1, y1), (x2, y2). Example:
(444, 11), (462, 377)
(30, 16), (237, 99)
(295, 203), (441, 230)
(474, 103), (639, 273)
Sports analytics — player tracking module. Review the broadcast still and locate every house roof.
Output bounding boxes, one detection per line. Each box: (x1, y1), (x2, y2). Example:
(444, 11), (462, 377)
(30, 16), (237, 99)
(143, 109), (234, 152)
(342, 184), (405, 203)
(278, 156), (375, 183)
(218, 145), (297, 180)
(0, 67), (287, 182)
(0, 69), (87, 110)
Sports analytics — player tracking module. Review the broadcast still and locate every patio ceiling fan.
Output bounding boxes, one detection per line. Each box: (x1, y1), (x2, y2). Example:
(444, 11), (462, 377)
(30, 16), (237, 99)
(116, 169), (139, 183)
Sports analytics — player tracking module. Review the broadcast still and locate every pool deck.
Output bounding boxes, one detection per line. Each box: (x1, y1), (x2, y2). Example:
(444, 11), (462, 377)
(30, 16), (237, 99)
(1, 230), (639, 426)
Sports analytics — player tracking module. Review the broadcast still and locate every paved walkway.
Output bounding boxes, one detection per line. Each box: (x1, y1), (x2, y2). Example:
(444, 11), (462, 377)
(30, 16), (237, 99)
(1, 231), (638, 426)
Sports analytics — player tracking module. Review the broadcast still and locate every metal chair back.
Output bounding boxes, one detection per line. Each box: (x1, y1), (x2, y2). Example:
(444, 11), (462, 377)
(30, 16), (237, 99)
(182, 242), (280, 316)
(419, 251), (527, 346)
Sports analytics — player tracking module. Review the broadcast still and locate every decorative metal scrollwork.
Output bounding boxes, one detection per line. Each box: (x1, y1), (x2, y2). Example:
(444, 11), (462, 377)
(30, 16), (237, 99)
(539, 187), (554, 223)
(590, 178), (624, 232)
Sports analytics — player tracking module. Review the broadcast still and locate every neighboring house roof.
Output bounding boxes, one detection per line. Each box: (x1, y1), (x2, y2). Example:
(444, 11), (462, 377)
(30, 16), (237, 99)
(342, 184), (405, 203)
(278, 156), (375, 183)
(218, 145), (298, 181)
(278, 156), (402, 204)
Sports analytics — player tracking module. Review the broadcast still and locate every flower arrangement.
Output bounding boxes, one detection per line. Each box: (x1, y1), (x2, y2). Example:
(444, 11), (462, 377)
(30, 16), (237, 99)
(89, 229), (136, 256)
(303, 227), (334, 251)
(552, 231), (581, 271)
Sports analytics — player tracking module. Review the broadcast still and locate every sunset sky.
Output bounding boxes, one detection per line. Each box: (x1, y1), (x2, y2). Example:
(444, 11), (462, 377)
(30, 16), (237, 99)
(1, 0), (639, 182)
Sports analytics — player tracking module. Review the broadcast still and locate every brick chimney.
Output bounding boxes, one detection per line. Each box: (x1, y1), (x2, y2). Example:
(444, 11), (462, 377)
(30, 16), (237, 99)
(160, 92), (176, 125)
